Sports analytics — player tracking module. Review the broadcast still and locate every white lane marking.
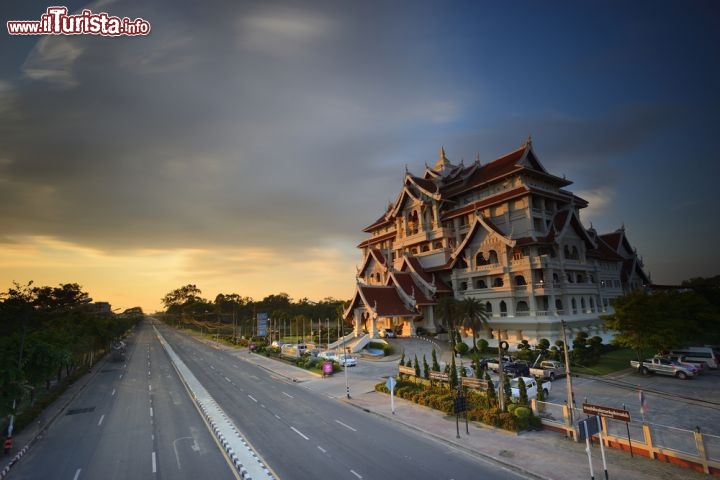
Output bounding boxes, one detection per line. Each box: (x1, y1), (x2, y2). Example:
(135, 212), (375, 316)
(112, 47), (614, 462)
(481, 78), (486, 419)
(291, 427), (309, 440)
(335, 420), (357, 432)
(210, 365), (215, 369)
(225, 376), (231, 383)
(282, 391), (293, 398)
(149, 385), (152, 391)
(248, 394), (257, 403)
(111, 389), (116, 396)
(98, 415), (104, 426)
(274, 414), (281, 419)
(148, 371), (151, 376)
(150, 407), (154, 417)
(73, 468), (81, 480)
(317, 446), (326, 453)
(350, 470), (362, 478)
(119, 374), (123, 379)
(152, 451), (157, 473)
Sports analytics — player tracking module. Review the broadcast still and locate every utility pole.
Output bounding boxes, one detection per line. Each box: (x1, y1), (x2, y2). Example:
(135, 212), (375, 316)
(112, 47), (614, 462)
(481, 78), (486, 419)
(561, 319), (576, 439)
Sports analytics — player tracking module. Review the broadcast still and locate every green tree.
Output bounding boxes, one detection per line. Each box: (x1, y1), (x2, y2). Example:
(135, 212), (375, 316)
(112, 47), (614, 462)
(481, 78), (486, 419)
(517, 377), (528, 405)
(459, 297), (490, 353)
(431, 349), (440, 372)
(449, 355), (458, 388)
(485, 371), (496, 406)
(436, 296), (460, 349)
(602, 289), (707, 360)
(413, 354), (421, 377)
(161, 284), (205, 315)
(422, 354), (429, 379)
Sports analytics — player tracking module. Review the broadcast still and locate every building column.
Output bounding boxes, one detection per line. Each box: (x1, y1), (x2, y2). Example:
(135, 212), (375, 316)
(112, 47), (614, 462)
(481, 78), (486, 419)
(353, 308), (364, 337)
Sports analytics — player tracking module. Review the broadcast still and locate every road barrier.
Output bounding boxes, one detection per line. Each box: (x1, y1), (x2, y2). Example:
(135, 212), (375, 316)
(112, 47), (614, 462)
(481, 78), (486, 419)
(533, 400), (720, 475)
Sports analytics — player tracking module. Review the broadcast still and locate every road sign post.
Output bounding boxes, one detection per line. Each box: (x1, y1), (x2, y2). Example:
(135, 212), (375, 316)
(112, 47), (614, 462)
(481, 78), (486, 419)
(386, 376), (397, 414)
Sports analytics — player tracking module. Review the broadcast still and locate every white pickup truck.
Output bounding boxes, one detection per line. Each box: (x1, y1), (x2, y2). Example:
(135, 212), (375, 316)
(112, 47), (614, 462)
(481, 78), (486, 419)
(630, 357), (695, 379)
(509, 376), (551, 400)
(528, 360), (566, 381)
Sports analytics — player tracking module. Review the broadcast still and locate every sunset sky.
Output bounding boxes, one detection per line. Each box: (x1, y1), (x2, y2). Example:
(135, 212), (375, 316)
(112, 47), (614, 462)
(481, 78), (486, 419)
(1, 1), (719, 313)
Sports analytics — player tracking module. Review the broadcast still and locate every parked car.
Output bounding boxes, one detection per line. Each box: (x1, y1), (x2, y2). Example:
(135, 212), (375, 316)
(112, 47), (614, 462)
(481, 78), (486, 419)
(381, 328), (396, 338)
(630, 357), (695, 379)
(528, 360), (566, 381)
(271, 341), (286, 348)
(318, 351), (338, 361)
(509, 376), (551, 400)
(339, 355), (357, 367)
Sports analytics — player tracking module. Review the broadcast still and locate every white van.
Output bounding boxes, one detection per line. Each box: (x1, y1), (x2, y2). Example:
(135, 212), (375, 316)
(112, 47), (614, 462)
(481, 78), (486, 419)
(669, 347), (718, 369)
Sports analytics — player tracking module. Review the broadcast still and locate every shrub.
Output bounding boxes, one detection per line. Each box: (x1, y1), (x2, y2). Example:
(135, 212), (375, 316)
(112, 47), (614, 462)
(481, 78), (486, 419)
(455, 342), (469, 355)
(513, 406), (533, 429)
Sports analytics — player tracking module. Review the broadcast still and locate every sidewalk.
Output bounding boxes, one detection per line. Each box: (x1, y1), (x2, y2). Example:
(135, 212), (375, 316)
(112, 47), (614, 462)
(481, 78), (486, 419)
(237, 347), (708, 480)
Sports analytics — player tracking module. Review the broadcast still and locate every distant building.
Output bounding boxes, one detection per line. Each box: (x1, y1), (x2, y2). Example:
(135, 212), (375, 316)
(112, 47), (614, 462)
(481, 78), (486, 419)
(344, 140), (650, 349)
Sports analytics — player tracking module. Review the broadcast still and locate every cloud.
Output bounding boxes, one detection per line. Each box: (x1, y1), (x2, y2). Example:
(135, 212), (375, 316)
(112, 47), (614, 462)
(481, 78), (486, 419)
(237, 8), (334, 57)
(23, 35), (85, 88)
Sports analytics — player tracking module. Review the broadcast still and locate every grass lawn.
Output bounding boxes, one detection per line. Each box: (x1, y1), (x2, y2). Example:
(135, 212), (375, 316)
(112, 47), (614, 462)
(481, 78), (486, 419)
(573, 348), (650, 375)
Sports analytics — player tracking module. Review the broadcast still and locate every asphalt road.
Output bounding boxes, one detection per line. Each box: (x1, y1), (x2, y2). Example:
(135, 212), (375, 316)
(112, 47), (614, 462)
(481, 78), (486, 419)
(8, 321), (236, 480)
(155, 322), (528, 480)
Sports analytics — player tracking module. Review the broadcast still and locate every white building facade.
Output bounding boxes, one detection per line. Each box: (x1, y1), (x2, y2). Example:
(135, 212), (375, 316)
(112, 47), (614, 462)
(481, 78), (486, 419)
(344, 141), (649, 349)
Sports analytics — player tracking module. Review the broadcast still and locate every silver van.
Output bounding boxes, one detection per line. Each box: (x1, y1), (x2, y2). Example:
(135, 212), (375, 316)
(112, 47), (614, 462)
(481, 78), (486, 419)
(669, 347), (718, 369)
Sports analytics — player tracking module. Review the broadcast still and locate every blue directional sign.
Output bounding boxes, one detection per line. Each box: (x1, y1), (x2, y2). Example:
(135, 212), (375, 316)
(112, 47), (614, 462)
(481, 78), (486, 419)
(577, 415), (601, 441)
(385, 376), (397, 391)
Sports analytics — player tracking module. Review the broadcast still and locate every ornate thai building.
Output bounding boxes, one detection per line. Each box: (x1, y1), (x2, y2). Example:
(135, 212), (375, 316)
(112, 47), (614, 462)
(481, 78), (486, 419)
(344, 140), (650, 350)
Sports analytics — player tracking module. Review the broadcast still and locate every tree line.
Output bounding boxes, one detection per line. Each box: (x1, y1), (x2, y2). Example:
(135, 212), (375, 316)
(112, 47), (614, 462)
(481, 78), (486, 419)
(0, 282), (141, 417)
(602, 275), (720, 360)
(159, 284), (348, 338)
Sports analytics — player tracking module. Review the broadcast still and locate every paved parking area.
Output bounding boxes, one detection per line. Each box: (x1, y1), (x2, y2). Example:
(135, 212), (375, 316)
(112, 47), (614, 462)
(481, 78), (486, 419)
(387, 337), (720, 436)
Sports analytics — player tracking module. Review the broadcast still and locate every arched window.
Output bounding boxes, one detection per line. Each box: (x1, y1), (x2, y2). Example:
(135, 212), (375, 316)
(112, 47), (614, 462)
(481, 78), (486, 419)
(476, 252), (487, 266)
(564, 246), (571, 259)
(516, 301), (529, 314)
(577, 273), (584, 283)
(514, 275), (527, 286)
(485, 302), (493, 315)
(460, 281), (468, 291)
(589, 298), (596, 311)
(572, 246), (579, 259)
(488, 250), (499, 264)
(581, 298), (586, 309)
(567, 273), (574, 283)
(499, 301), (507, 316)
(408, 211), (419, 235)
(434, 241), (443, 250)
(375, 272), (381, 283)
(421, 244), (429, 252)
(553, 273), (559, 283)
(455, 256), (468, 269)
(571, 298), (577, 313)
(493, 278), (504, 288)
(475, 279), (487, 289)
(555, 299), (563, 311)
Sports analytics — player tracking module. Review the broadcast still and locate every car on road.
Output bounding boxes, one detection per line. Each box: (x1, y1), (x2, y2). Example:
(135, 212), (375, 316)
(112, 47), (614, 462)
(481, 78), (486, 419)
(339, 355), (357, 367)
(381, 328), (396, 338)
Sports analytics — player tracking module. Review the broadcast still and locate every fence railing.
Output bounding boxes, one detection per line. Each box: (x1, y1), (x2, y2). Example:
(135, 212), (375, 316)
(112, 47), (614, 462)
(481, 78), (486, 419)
(532, 400), (720, 475)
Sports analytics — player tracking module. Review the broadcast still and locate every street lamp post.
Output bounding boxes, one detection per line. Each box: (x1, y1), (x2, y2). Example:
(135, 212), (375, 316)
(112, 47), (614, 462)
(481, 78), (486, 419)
(345, 347), (351, 399)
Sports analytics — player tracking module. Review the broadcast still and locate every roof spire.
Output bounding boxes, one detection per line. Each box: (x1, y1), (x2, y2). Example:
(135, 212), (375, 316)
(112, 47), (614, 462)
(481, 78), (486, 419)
(475, 152), (481, 166)
(434, 146), (449, 170)
(525, 134), (532, 147)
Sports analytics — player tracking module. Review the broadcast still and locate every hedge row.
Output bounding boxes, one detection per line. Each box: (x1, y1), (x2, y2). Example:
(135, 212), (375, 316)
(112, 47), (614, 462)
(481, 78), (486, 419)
(375, 379), (541, 432)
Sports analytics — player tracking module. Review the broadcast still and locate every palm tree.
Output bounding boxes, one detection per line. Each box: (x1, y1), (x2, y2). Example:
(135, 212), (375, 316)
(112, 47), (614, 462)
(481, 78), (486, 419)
(435, 296), (459, 348)
(459, 297), (490, 352)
